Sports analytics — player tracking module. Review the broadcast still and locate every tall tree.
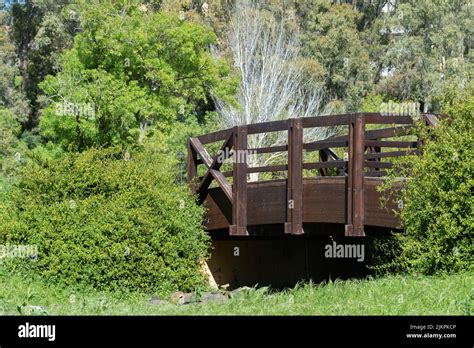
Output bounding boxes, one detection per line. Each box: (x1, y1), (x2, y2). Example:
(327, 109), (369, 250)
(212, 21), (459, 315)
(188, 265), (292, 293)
(213, 0), (332, 178)
(9, 0), (77, 130)
(298, 0), (373, 111)
(0, 12), (29, 174)
(0, 11), (29, 121)
(39, 0), (236, 151)
(377, 0), (473, 112)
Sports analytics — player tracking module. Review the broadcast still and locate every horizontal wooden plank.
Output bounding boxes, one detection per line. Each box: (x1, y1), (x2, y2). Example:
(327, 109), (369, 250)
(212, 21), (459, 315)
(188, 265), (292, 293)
(196, 128), (232, 145)
(194, 113), (428, 146)
(204, 177), (400, 231)
(364, 113), (414, 125)
(365, 140), (418, 148)
(365, 170), (388, 177)
(247, 120), (288, 134)
(303, 161), (347, 170)
(247, 164), (288, 173)
(320, 125), (414, 146)
(365, 150), (417, 159)
(301, 114), (353, 127)
(303, 140), (348, 151)
(364, 161), (393, 168)
(364, 125), (414, 140)
(248, 145), (287, 154)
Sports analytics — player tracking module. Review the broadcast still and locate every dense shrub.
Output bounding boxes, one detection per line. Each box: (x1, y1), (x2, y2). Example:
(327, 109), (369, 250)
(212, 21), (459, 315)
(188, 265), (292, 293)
(0, 148), (209, 293)
(377, 92), (473, 274)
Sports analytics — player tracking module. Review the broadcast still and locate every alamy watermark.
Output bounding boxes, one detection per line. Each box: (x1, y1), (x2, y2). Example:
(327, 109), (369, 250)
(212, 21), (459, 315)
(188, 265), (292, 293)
(216, 148), (257, 165)
(324, 240), (365, 262)
(380, 100), (421, 116)
(18, 322), (55, 342)
(0, 243), (38, 260)
(55, 100), (96, 119)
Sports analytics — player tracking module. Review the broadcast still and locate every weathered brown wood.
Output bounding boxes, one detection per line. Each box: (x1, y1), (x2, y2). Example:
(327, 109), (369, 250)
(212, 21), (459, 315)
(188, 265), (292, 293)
(189, 137), (213, 168)
(423, 113), (440, 126)
(204, 177), (399, 231)
(364, 161), (392, 168)
(303, 161), (346, 170)
(196, 132), (234, 204)
(319, 150), (329, 176)
(365, 150), (416, 159)
(345, 114), (365, 236)
(365, 170), (388, 177)
(304, 140), (348, 151)
(188, 112), (438, 238)
(306, 126), (413, 151)
(321, 148), (340, 161)
(366, 146), (382, 171)
(364, 113), (414, 124)
(210, 169), (233, 203)
(285, 118), (304, 235)
(196, 128), (232, 145)
(301, 114), (353, 127)
(229, 126), (248, 236)
(247, 164), (288, 173)
(247, 119), (288, 135)
(365, 140), (418, 148)
(364, 126), (414, 139)
(352, 114), (366, 236)
(247, 145), (288, 154)
(318, 148), (346, 176)
(345, 120), (354, 235)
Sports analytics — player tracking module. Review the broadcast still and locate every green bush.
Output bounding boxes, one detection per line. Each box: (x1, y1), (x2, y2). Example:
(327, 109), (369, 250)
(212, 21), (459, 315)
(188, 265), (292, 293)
(0, 148), (209, 293)
(377, 91), (473, 275)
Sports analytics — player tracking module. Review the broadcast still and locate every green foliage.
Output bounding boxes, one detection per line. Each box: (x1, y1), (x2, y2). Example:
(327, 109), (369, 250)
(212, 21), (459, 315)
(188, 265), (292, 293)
(9, 0), (76, 127)
(300, 0), (373, 111)
(0, 264), (472, 315)
(378, 0), (473, 111)
(0, 148), (210, 293)
(39, 1), (236, 151)
(0, 12), (30, 122)
(296, 0), (473, 113)
(378, 89), (474, 274)
(0, 106), (27, 175)
(361, 92), (384, 112)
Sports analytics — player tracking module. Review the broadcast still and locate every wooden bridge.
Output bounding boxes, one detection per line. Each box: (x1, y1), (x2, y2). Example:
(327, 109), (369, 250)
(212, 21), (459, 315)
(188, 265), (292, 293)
(187, 112), (442, 239)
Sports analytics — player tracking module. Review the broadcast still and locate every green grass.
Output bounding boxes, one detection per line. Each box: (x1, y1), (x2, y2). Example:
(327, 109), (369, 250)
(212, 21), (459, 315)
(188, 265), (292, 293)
(0, 265), (472, 315)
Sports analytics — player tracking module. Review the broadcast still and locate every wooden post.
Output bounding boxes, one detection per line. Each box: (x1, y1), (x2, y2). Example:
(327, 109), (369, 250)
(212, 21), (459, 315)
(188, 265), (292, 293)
(345, 119), (354, 235)
(352, 114), (365, 236)
(345, 114), (365, 236)
(285, 118), (304, 235)
(229, 126), (248, 236)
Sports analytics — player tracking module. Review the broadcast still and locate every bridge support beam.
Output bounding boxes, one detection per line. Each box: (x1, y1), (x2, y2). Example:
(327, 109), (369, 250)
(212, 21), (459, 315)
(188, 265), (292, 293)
(345, 114), (366, 236)
(230, 126), (249, 236)
(285, 118), (304, 235)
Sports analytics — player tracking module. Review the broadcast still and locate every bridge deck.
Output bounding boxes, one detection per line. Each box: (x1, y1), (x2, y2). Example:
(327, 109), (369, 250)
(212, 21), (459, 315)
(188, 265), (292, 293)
(187, 112), (443, 237)
(204, 176), (398, 232)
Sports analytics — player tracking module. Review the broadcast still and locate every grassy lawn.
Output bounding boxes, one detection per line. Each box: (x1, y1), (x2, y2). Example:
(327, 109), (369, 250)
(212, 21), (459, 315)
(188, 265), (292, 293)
(0, 266), (472, 316)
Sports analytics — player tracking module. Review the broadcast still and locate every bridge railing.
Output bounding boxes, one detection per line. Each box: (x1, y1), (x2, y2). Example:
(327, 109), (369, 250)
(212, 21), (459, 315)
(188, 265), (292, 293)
(187, 112), (444, 236)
